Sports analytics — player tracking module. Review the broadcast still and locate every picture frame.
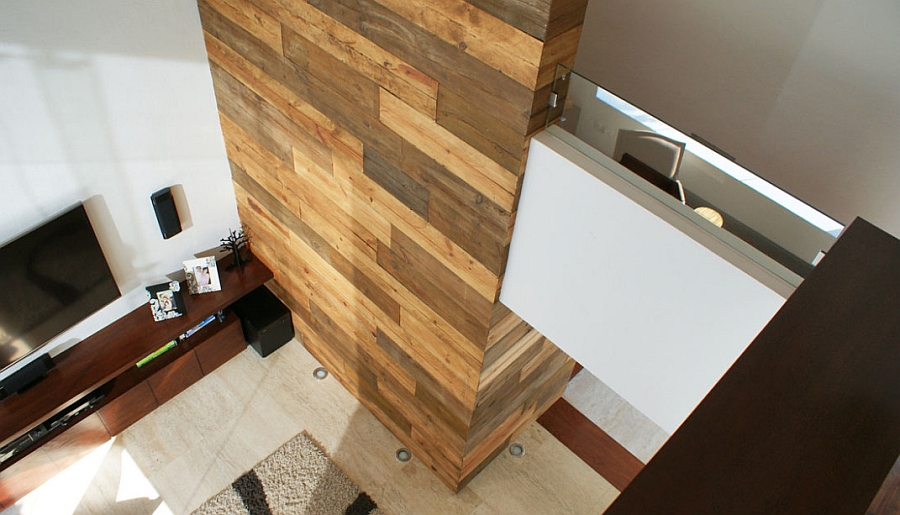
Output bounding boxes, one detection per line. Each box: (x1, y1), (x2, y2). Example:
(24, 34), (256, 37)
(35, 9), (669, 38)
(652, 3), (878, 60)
(184, 256), (221, 294)
(146, 281), (186, 321)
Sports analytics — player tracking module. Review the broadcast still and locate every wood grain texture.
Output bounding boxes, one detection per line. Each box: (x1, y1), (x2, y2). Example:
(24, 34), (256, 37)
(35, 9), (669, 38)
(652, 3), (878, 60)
(198, 0), (587, 490)
(537, 397), (643, 491)
(604, 219), (900, 515)
(195, 313), (250, 375)
(97, 381), (158, 437)
(375, 0), (543, 88)
(868, 455), (900, 515)
(0, 257), (273, 449)
(463, 0), (551, 41)
(0, 414), (110, 507)
(147, 351), (204, 406)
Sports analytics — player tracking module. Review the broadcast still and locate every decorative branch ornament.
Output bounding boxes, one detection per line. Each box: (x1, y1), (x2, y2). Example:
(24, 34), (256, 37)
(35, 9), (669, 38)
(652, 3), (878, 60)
(220, 227), (251, 273)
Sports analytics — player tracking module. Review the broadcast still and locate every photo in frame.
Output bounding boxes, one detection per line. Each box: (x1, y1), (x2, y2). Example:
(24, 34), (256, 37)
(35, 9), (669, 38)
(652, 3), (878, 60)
(184, 256), (221, 294)
(146, 281), (186, 321)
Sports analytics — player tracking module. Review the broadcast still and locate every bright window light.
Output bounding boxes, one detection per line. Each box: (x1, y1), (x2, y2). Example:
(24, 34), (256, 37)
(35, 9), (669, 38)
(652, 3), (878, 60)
(595, 88), (844, 236)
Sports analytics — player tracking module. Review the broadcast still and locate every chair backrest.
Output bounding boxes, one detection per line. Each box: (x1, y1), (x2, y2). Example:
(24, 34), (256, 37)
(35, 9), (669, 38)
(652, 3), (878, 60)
(613, 130), (685, 179)
(620, 153), (685, 204)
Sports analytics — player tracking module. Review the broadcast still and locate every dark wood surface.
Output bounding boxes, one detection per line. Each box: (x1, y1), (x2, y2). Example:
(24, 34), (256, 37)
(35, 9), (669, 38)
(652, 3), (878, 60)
(147, 351), (204, 406)
(868, 454), (900, 514)
(537, 397), (644, 491)
(603, 218), (900, 515)
(97, 380), (157, 436)
(0, 413), (110, 507)
(195, 314), (245, 375)
(0, 256), (272, 449)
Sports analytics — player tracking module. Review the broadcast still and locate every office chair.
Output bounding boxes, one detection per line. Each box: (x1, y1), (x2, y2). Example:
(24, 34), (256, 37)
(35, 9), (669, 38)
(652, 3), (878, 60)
(613, 130), (686, 204)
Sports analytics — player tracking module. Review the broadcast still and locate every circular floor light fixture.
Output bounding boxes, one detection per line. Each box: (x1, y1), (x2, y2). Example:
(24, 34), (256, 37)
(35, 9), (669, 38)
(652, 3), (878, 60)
(509, 443), (525, 458)
(395, 448), (411, 463)
(313, 367), (329, 380)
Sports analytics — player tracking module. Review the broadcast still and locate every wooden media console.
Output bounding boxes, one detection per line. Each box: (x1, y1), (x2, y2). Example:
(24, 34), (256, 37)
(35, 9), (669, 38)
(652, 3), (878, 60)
(0, 256), (272, 507)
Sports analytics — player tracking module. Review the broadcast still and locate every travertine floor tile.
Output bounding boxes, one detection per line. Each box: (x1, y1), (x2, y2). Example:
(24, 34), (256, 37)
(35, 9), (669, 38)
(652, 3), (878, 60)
(6, 340), (620, 515)
(564, 369), (669, 463)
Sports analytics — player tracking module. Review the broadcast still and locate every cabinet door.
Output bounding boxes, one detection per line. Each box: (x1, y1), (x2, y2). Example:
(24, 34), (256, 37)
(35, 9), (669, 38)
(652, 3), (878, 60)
(147, 350), (203, 406)
(194, 315), (245, 375)
(98, 381), (158, 436)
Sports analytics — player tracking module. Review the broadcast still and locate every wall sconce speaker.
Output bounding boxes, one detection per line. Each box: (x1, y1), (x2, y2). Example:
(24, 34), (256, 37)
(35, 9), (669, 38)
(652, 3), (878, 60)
(151, 187), (182, 239)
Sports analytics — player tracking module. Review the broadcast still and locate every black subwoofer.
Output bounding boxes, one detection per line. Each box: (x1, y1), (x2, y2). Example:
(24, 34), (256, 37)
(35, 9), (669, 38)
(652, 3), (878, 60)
(232, 286), (293, 358)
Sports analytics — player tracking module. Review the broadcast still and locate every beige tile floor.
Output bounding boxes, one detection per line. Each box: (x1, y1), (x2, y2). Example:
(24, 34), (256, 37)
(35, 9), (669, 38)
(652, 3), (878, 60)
(5, 339), (619, 515)
(563, 370), (669, 464)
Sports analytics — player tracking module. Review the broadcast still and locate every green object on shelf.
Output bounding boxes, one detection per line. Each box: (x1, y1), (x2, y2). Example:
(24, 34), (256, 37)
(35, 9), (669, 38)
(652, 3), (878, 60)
(136, 340), (178, 368)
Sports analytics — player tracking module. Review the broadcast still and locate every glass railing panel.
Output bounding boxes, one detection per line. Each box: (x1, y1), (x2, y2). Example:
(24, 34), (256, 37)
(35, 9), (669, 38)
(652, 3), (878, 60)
(546, 65), (841, 278)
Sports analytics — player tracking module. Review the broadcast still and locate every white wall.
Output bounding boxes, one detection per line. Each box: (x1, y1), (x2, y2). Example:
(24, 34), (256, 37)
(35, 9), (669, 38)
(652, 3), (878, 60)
(501, 132), (785, 433)
(0, 0), (237, 376)
(576, 0), (900, 237)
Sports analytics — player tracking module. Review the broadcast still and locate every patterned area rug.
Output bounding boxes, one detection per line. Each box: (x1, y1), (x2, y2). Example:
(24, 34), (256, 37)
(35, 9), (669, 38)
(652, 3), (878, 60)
(192, 432), (381, 515)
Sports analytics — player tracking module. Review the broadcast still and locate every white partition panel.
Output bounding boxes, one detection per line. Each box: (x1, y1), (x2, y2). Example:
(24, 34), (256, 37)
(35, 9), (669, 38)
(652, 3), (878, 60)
(500, 131), (786, 433)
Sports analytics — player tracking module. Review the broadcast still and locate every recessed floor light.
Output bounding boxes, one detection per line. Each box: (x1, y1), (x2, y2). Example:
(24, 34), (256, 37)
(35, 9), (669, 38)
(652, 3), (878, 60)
(509, 443), (525, 458)
(395, 448), (411, 463)
(313, 367), (328, 380)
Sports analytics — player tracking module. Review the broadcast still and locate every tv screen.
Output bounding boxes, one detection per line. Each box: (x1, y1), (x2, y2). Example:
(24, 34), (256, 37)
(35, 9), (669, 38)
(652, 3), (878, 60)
(0, 203), (121, 373)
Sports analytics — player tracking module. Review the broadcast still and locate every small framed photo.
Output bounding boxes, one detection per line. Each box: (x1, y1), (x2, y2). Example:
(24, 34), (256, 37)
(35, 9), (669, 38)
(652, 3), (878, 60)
(184, 256), (221, 294)
(147, 281), (186, 321)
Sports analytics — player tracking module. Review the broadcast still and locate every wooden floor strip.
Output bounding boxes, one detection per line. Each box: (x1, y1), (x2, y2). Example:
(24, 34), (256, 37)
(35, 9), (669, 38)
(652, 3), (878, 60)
(537, 397), (644, 492)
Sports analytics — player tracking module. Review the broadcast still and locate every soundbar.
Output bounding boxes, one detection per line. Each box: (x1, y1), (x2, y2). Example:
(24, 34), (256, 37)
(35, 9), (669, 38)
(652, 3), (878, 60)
(0, 354), (55, 400)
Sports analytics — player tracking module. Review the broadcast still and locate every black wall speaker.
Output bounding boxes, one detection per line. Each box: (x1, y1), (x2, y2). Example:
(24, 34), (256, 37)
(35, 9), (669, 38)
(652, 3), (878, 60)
(150, 187), (182, 239)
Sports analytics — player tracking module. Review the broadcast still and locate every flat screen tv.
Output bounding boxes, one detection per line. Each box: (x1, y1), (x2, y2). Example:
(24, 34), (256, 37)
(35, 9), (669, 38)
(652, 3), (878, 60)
(0, 203), (121, 374)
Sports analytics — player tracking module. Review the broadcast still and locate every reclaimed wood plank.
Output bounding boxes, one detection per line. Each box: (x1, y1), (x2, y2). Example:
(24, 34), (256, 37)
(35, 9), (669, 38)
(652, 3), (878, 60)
(202, 0), (282, 53)
(380, 88), (518, 210)
(545, 0), (590, 41)
(292, 155), (486, 399)
(234, 163), (404, 328)
(466, 347), (570, 458)
(256, 0), (439, 117)
(208, 64), (293, 166)
(397, 306), (483, 395)
(201, 0), (404, 161)
(306, 0), (534, 133)
(427, 192), (506, 275)
(401, 140), (509, 232)
(377, 227), (492, 347)
(528, 24), (583, 134)
(282, 26), (380, 119)
(329, 130), (501, 302)
(463, 0), (551, 41)
(363, 345), (467, 463)
(375, 329), (473, 435)
(237, 160), (480, 402)
(436, 84), (526, 173)
(363, 146), (430, 220)
(300, 142), (393, 251)
(374, 0), (543, 88)
(204, 25), (359, 158)
(390, 225), (494, 325)
(401, 143), (509, 274)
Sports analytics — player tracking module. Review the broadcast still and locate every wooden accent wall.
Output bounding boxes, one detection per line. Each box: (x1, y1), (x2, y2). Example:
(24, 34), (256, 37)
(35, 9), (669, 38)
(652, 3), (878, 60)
(197, 0), (586, 490)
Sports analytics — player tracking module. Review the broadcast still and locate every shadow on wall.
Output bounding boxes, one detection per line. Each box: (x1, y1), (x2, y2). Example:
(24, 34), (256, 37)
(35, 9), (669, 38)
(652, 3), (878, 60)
(574, 0), (900, 236)
(0, 0), (210, 63)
